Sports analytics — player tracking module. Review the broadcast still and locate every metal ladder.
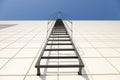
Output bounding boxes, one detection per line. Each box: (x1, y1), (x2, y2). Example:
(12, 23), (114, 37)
(35, 19), (84, 76)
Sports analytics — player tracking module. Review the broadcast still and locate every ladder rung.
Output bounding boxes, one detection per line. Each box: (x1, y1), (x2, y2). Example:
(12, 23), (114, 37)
(45, 49), (75, 51)
(36, 65), (84, 68)
(53, 32), (67, 33)
(41, 56), (78, 59)
(48, 39), (71, 41)
(53, 29), (65, 30)
(51, 32), (67, 33)
(50, 36), (69, 38)
(50, 35), (68, 36)
(54, 27), (65, 28)
(53, 31), (66, 32)
(47, 43), (72, 45)
(51, 34), (68, 35)
(53, 28), (65, 29)
(53, 30), (66, 31)
(54, 26), (64, 27)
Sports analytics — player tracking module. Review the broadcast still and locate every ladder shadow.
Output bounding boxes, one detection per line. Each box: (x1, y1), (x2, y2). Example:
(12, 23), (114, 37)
(82, 69), (91, 80)
(39, 69), (90, 80)
(39, 51), (52, 80)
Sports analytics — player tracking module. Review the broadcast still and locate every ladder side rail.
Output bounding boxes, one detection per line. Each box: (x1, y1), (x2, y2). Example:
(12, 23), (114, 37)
(61, 20), (84, 74)
(60, 11), (73, 38)
(35, 39), (48, 67)
(63, 20), (72, 38)
(63, 21), (84, 67)
(35, 21), (56, 68)
(35, 23), (56, 75)
(47, 20), (56, 38)
(47, 12), (59, 38)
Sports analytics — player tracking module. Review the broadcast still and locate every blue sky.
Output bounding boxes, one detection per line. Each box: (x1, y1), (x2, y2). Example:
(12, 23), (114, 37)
(0, 0), (120, 20)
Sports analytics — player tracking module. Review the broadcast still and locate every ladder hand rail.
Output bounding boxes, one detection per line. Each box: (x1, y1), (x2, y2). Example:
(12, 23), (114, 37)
(59, 11), (72, 24)
(64, 21), (72, 31)
(47, 12), (58, 34)
(47, 11), (73, 35)
(48, 12), (58, 25)
(63, 20), (73, 38)
(47, 20), (55, 32)
(59, 12), (73, 34)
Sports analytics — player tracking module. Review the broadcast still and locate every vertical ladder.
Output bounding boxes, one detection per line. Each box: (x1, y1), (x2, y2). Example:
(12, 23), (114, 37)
(35, 19), (84, 76)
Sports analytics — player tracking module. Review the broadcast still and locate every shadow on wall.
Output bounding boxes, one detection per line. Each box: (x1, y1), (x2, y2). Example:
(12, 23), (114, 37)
(0, 24), (17, 30)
